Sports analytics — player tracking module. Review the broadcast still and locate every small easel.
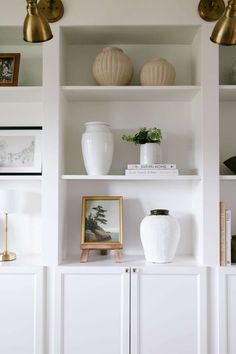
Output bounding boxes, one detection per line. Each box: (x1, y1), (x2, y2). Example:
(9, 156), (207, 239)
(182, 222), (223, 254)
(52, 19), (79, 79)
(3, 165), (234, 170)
(80, 244), (122, 263)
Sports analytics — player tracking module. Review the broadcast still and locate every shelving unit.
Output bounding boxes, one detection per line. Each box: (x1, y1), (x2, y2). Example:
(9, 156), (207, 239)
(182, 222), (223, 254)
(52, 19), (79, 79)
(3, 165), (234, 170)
(0, 26), (43, 261)
(2, 2), (236, 353)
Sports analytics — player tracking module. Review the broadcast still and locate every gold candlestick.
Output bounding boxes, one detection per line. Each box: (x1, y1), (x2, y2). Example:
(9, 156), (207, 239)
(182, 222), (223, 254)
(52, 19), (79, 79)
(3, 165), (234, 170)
(0, 213), (16, 262)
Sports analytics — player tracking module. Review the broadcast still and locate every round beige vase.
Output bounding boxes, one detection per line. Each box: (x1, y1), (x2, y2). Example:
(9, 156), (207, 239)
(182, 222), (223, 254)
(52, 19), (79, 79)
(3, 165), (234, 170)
(140, 58), (176, 86)
(92, 47), (134, 86)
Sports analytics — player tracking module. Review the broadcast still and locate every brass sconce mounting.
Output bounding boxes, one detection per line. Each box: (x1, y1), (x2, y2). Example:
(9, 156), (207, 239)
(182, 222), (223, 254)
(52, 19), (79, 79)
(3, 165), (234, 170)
(198, 0), (225, 21)
(38, 0), (64, 23)
(23, 0), (64, 43)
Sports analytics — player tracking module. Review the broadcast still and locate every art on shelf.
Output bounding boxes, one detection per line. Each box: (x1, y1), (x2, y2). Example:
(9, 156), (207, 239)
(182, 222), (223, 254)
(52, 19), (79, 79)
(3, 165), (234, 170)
(0, 126), (42, 175)
(0, 53), (20, 86)
(80, 196), (123, 262)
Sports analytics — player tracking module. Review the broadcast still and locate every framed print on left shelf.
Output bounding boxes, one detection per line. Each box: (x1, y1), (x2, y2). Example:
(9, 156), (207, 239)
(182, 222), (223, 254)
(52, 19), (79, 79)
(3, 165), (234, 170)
(0, 126), (42, 175)
(0, 53), (20, 86)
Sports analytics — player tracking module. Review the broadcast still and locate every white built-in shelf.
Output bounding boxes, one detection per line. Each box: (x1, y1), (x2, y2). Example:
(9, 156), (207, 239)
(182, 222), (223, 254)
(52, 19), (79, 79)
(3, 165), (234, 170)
(0, 87), (42, 102)
(220, 175), (236, 180)
(0, 175), (42, 181)
(219, 85), (236, 101)
(0, 254), (44, 267)
(60, 255), (200, 268)
(62, 175), (201, 181)
(61, 86), (201, 102)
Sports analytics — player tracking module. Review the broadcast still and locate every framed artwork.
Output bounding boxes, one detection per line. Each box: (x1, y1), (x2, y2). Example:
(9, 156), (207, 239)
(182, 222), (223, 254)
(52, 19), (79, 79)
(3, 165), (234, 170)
(0, 53), (20, 86)
(80, 196), (123, 262)
(0, 126), (42, 175)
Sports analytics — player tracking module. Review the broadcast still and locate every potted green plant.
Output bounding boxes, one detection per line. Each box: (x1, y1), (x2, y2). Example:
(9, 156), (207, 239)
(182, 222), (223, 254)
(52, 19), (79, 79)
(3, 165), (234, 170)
(122, 127), (162, 164)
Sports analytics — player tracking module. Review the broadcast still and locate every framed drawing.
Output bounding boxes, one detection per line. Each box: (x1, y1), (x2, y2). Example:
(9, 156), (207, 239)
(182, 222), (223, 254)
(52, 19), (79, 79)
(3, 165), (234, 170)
(80, 196), (123, 262)
(0, 53), (20, 86)
(0, 126), (42, 175)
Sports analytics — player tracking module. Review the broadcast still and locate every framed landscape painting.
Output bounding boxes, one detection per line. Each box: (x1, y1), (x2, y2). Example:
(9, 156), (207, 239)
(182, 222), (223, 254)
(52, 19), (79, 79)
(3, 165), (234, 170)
(0, 53), (20, 86)
(0, 127), (42, 175)
(81, 196), (123, 248)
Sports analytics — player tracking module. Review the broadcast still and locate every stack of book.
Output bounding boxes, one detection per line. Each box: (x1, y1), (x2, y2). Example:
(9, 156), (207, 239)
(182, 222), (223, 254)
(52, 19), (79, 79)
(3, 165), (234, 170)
(125, 163), (179, 176)
(220, 201), (231, 266)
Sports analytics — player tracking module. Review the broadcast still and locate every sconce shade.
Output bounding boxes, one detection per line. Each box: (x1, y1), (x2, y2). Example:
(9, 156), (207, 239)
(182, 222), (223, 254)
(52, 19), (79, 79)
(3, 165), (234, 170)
(210, 0), (236, 45)
(23, 0), (53, 43)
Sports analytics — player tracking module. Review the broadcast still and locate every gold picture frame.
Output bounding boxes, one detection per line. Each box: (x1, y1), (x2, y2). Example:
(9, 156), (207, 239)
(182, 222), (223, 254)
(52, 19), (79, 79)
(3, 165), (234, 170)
(80, 196), (123, 262)
(0, 53), (20, 86)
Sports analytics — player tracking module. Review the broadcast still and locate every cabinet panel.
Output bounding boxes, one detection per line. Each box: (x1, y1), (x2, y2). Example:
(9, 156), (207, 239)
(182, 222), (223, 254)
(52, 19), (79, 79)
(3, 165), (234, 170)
(55, 267), (130, 354)
(131, 267), (207, 354)
(0, 267), (45, 354)
(219, 269), (236, 354)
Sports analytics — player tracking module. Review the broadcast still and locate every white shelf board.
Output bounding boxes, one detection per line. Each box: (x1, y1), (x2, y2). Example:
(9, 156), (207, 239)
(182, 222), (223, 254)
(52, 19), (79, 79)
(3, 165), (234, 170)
(0, 87), (43, 102)
(0, 175), (42, 181)
(220, 175), (236, 180)
(0, 254), (44, 267)
(61, 86), (201, 102)
(62, 174), (201, 181)
(220, 85), (236, 101)
(60, 255), (200, 268)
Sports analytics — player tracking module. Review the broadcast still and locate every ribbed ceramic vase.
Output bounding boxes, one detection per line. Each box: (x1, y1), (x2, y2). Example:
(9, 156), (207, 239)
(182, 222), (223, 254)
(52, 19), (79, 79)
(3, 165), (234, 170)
(81, 122), (114, 175)
(140, 58), (176, 86)
(140, 209), (180, 263)
(92, 47), (134, 85)
(140, 143), (162, 164)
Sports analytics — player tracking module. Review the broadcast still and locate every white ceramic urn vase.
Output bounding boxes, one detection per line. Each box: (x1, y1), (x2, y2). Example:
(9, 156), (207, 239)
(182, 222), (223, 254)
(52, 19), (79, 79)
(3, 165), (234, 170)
(140, 209), (180, 263)
(92, 47), (134, 86)
(140, 58), (176, 86)
(81, 122), (114, 175)
(140, 143), (162, 164)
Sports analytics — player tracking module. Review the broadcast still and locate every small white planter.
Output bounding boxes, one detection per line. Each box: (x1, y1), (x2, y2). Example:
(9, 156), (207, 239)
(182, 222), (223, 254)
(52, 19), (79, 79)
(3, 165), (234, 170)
(140, 209), (180, 263)
(140, 143), (162, 164)
(81, 121), (114, 175)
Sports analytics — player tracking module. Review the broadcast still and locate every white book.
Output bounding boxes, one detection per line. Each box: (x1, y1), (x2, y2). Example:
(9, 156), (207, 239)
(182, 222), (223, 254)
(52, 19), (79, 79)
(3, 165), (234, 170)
(127, 163), (176, 170)
(125, 169), (179, 175)
(226, 208), (232, 265)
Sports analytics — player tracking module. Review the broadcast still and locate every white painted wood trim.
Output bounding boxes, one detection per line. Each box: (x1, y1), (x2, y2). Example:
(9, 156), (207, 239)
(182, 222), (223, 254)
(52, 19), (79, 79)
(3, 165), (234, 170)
(0, 266), (45, 354)
(55, 267), (130, 354)
(130, 267), (207, 354)
(217, 268), (236, 354)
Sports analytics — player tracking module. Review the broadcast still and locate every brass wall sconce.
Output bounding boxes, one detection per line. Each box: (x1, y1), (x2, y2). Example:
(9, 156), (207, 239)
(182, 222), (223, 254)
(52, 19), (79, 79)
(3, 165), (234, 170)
(198, 0), (236, 45)
(23, 0), (64, 43)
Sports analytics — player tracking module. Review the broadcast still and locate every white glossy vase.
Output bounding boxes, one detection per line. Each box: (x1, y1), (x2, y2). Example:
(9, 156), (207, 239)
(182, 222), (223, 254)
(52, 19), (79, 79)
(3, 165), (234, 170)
(140, 143), (162, 164)
(92, 47), (133, 86)
(140, 209), (180, 263)
(140, 58), (176, 86)
(81, 122), (114, 175)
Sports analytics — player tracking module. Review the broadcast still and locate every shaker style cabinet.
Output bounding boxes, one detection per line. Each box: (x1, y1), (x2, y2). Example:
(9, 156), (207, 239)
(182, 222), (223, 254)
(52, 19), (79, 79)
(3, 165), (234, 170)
(0, 267), (45, 354)
(55, 267), (130, 354)
(55, 265), (207, 354)
(218, 268), (236, 354)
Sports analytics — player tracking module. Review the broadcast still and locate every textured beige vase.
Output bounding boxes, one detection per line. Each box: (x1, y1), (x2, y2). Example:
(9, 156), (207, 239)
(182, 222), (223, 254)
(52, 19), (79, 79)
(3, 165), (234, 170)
(140, 58), (176, 86)
(92, 47), (133, 86)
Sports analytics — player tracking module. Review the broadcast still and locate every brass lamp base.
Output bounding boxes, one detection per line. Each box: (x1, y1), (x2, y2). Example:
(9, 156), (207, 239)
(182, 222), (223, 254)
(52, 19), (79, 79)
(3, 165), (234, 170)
(0, 251), (16, 262)
(38, 0), (64, 23)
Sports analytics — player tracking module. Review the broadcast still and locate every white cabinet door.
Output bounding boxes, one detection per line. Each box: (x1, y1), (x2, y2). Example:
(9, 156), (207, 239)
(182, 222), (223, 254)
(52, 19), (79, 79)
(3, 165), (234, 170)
(0, 266), (45, 354)
(131, 266), (207, 354)
(218, 268), (236, 354)
(55, 267), (130, 354)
